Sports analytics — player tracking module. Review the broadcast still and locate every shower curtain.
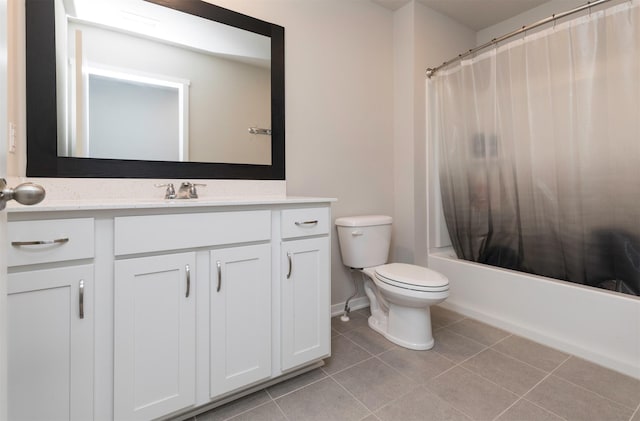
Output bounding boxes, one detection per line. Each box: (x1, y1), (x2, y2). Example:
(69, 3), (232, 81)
(432, 1), (640, 296)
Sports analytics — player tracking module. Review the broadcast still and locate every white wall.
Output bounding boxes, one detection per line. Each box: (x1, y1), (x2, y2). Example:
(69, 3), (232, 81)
(393, 4), (415, 266)
(476, 0), (626, 44)
(206, 0), (397, 305)
(393, 1), (475, 271)
(6, 0), (24, 177)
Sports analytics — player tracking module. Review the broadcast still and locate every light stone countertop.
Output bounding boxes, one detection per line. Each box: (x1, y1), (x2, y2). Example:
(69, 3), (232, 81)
(7, 195), (337, 213)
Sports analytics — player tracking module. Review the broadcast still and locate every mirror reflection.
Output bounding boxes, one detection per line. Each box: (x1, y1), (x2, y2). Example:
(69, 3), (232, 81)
(55, 0), (272, 165)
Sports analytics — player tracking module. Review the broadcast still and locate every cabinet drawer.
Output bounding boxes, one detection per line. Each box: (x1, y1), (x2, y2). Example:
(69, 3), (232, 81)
(114, 210), (271, 255)
(281, 207), (329, 239)
(8, 218), (95, 267)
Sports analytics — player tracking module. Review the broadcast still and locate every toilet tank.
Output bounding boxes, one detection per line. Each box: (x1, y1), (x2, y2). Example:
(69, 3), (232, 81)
(335, 215), (392, 268)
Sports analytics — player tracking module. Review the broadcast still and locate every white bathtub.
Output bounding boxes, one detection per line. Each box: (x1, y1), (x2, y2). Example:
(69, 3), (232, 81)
(429, 248), (640, 379)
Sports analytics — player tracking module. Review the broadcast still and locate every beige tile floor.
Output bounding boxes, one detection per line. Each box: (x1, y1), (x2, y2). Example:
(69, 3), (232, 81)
(190, 306), (640, 421)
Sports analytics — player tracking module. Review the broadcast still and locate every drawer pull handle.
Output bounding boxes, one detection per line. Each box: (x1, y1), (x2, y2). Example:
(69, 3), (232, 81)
(216, 261), (222, 292)
(295, 220), (318, 226)
(287, 252), (293, 279)
(79, 279), (85, 319)
(185, 265), (191, 298)
(11, 237), (69, 247)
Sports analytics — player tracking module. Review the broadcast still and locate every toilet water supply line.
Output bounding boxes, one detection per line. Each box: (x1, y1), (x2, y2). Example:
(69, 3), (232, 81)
(341, 269), (366, 322)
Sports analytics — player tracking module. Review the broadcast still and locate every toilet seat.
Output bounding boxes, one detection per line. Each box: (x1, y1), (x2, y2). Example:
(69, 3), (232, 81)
(375, 263), (449, 292)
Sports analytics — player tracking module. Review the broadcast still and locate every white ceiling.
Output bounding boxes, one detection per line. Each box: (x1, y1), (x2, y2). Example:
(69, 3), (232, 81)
(372, 0), (551, 31)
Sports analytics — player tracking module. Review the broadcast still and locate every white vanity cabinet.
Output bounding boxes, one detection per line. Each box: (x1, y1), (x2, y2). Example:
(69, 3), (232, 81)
(209, 244), (271, 398)
(6, 218), (95, 421)
(114, 253), (197, 421)
(280, 208), (331, 371)
(113, 210), (272, 418)
(7, 198), (333, 421)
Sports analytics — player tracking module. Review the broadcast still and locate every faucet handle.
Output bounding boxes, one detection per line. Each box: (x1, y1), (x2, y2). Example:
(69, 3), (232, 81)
(155, 183), (176, 199)
(189, 183), (206, 199)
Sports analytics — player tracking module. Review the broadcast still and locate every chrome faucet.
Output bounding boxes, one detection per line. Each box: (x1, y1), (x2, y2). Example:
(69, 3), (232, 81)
(178, 182), (206, 199)
(155, 182), (206, 199)
(155, 183), (176, 199)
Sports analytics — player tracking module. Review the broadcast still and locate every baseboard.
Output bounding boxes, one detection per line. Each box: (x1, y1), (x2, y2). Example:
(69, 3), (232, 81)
(331, 296), (370, 317)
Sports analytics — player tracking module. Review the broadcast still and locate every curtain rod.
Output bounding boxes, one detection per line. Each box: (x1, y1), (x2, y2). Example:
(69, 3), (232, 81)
(426, 0), (613, 78)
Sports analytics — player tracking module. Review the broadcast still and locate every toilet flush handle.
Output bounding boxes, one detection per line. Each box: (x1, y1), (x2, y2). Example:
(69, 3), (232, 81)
(351, 230), (363, 237)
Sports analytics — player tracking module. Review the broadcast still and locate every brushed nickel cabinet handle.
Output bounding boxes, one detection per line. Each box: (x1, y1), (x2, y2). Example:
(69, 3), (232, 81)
(185, 264), (191, 298)
(216, 261), (222, 292)
(79, 280), (85, 319)
(294, 220), (318, 226)
(286, 252), (293, 279)
(11, 237), (69, 246)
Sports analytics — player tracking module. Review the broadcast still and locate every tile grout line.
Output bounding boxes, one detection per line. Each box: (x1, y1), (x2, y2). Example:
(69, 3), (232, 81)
(325, 373), (374, 419)
(438, 326), (494, 350)
(341, 325), (400, 356)
(220, 400), (275, 421)
(549, 369), (640, 413)
(429, 337), (491, 380)
(358, 343), (481, 420)
(330, 312), (638, 421)
(359, 412), (380, 421)
(443, 322), (640, 414)
(432, 316), (468, 330)
(372, 352), (429, 384)
(331, 351), (423, 405)
(452, 364), (522, 398)
(487, 333), (514, 347)
(265, 372), (329, 401)
(491, 353), (573, 421)
(629, 403), (640, 421)
(327, 329), (426, 420)
(418, 344), (522, 421)
(325, 354), (377, 377)
(360, 382), (425, 419)
(348, 349), (454, 417)
(523, 397), (570, 421)
(552, 358), (640, 412)
(488, 342), (566, 374)
(271, 396), (291, 421)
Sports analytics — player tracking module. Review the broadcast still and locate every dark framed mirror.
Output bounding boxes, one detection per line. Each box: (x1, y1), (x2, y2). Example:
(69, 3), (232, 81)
(25, 0), (285, 179)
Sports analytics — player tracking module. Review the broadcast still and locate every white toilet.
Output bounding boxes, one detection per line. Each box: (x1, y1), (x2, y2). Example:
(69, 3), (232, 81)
(335, 215), (449, 350)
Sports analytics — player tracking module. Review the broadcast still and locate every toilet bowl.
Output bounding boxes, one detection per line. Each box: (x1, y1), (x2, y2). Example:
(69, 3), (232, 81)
(335, 216), (449, 350)
(362, 263), (449, 349)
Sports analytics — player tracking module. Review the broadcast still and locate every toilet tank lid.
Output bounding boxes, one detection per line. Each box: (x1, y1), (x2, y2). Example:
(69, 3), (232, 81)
(335, 215), (392, 227)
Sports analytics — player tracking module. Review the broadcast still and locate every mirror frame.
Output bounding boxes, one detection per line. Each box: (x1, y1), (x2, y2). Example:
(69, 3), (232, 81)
(25, 0), (285, 179)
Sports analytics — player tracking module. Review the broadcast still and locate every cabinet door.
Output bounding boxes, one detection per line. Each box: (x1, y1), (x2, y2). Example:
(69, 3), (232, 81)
(114, 253), (196, 421)
(8, 265), (94, 421)
(281, 237), (330, 371)
(210, 244), (271, 398)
